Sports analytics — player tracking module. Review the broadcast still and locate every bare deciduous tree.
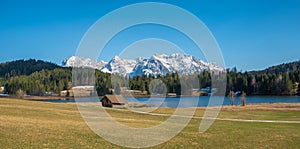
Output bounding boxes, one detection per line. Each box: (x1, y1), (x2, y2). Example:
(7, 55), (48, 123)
(16, 89), (25, 99)
(241, 91), (246, 106)
(228, 90), (235, 106)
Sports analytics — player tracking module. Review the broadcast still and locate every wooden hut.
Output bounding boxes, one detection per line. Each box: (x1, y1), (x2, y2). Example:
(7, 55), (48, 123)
(100, 95), (126, 108)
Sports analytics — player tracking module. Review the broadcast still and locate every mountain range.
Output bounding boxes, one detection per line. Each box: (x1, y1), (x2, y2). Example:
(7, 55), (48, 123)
(62, 53), (224, 77)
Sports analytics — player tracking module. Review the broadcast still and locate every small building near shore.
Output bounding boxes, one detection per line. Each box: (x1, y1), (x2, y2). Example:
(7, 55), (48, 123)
(0, 86), (4, 93)
(71, 86), (97, 97)
(100, 95), (127, 108)
(60, 90), (74, 97)
(167, 93), (177, 96)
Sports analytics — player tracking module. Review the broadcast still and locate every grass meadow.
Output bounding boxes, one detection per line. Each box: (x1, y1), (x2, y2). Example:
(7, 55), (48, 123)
(0, 98), (299, 148)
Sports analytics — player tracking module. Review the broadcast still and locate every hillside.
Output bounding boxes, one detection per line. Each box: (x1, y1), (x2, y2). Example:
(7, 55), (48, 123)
(1, 57), (300, 96)
(250, 60), (300, 74)
(0, 59), (62, 78)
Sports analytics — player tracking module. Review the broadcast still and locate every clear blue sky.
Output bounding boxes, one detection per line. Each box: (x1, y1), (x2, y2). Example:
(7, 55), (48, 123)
(1, 0), (300, 71)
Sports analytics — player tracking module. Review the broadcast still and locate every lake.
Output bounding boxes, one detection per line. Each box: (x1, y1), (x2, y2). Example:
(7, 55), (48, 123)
(42, 96), (300, 108)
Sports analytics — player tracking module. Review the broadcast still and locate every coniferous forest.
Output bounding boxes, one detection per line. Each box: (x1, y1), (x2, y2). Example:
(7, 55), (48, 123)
(0, 59), (300, 96)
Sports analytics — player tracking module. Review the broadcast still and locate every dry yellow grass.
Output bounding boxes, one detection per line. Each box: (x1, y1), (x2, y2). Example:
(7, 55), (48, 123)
(0, 97), (299, 148)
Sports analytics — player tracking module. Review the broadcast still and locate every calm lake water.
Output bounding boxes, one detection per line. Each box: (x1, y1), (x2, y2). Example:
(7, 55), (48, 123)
(42, 96), (300, 108)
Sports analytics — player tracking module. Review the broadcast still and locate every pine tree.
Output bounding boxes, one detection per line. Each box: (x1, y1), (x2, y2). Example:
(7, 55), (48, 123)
(282, 73), (293, 95)
(298, 83), (300, 95)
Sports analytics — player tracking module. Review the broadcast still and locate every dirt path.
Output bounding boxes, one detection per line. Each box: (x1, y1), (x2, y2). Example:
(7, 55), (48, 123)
(107, 103), (300, 124)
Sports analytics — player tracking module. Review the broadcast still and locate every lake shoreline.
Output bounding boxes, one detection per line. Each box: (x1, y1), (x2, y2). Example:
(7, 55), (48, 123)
(2, 95), (300, 109)
(1, 97), (300, 111)
(2, 93), (300, 101)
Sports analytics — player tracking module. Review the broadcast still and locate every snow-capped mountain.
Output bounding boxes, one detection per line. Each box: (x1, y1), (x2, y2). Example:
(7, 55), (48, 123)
(63, 54), (224, 76)
(62, 56), (107, 70)
(100, 56), (138, 75)
(130, 53), (223, 76)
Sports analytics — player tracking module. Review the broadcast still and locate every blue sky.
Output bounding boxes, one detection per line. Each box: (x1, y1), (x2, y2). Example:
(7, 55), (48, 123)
(1, 0), (300, 71)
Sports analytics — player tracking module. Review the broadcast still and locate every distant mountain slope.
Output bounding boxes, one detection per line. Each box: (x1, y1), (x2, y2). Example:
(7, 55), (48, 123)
(0, 59), (61, 77)
(62, 56), (107, 70)
(250, 60), (300, 74)
(63, 53), (225, 76)
(100, 56), (138, 75)
(130, 54), (224, 77)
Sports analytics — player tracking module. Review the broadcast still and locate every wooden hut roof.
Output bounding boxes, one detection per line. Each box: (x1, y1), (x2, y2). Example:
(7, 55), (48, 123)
(102, 95), (126, 104)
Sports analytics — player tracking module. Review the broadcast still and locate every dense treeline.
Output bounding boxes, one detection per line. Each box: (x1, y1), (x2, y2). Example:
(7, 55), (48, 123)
(129, 73), (182, 95)
(4, 68), (71, 95)
(127, 69), (300, 96)
(129, 73), (205, 95)
(128, 63), (300, 96)
(3, 68), (113, 96)
(226, 69), (300, 95)
(0, 59), (61, 78)
(1, 59), (300, 96)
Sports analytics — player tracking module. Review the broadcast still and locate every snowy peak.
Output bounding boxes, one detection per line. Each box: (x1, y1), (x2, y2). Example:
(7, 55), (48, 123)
(111, 56), (122, 62)
(62, 56), (107, 70)
(131, 53), (223, 76)
(100, 56), (137, 75)
(62, 54), (224, 76)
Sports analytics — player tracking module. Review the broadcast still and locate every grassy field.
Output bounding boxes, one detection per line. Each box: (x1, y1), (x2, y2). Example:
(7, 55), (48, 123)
(0, 98), (299, 148)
